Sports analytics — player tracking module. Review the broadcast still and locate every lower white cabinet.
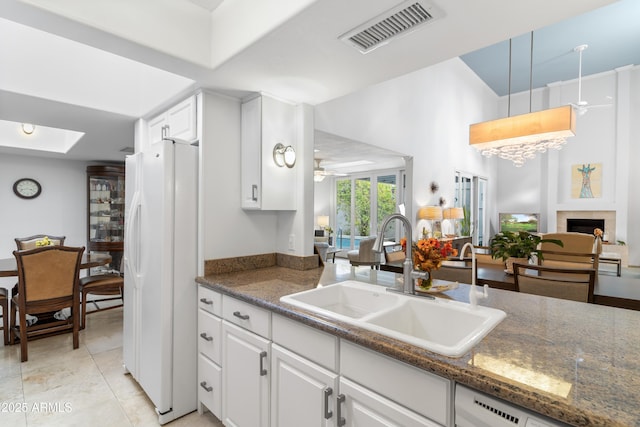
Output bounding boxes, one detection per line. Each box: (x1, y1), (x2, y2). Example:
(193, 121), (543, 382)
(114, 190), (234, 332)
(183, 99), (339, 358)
(196, 292), (453, 427)
(197, 285), (222, 418)
(222, 321), (270, 427)
(338, 377), (442, 427)
(271, 344), (339, 427)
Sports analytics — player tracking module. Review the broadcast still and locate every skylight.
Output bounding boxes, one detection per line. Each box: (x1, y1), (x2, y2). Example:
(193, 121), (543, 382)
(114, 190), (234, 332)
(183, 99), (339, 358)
(0, 119), (84, 154)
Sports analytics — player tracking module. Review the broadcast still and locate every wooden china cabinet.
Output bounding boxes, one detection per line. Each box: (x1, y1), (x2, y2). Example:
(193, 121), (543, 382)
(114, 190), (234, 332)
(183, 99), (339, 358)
(86, 165), (125, 272)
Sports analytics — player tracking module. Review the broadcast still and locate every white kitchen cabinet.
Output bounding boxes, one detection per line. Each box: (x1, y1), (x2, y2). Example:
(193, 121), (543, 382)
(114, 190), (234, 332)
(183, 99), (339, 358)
(197, 285), (222, 418)
(148, 95), (197, 144)
(271, 344), (339, 427)
(340, 340), (451, 427)
(241, 94), (297, 210)
(222, 295), (271, 427)
(338, 377), (441, 427)
(271, 314), (339, 427)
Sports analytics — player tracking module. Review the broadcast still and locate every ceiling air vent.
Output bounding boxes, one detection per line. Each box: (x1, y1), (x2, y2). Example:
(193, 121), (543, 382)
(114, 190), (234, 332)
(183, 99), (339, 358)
(339, 0), (442, 54)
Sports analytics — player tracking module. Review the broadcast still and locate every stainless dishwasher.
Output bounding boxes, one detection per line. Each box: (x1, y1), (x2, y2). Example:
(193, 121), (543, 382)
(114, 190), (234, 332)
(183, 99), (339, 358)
(455, 384), (569, 427)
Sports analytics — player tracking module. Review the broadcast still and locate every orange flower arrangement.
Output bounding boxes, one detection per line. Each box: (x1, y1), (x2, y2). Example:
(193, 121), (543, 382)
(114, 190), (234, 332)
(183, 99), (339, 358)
(400, 237), (458, 290)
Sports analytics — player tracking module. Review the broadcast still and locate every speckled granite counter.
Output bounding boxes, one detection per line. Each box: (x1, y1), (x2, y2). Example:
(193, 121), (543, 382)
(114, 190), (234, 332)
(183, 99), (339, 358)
(196, 263), (640, 427)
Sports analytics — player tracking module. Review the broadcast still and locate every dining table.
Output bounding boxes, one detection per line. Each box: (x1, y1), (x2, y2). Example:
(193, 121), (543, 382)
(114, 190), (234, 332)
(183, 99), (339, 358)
(0, 252), (112, 277)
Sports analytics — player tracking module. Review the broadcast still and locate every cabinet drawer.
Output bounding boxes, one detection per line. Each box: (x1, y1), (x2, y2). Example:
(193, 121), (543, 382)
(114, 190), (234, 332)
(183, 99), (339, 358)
(198, 310), (222, 364)
(223, 295), (271, 339)
(198, 353), (221, 418)
(341, 340), (452, 426)
(272, 314), (338, 371)
(198, 285), (222, 316)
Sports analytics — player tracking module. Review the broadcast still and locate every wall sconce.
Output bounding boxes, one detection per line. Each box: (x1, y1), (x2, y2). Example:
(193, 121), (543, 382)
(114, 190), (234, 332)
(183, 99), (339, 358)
(21, 123), (36, 135)
(273, 143), (296, 168)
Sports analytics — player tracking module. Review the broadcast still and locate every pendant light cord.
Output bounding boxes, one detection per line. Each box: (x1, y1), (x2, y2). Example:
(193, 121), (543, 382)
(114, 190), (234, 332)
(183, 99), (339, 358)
(507, 39), (512, 117)
(529, 31), (534, 113)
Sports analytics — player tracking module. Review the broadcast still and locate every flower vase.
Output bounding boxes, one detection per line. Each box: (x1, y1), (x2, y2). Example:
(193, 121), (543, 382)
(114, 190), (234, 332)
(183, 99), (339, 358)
(416, 271), (433, 291)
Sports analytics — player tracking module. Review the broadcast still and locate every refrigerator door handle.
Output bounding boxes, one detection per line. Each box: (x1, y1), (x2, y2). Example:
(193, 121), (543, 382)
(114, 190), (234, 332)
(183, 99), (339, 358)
(125, 190), (142, 288)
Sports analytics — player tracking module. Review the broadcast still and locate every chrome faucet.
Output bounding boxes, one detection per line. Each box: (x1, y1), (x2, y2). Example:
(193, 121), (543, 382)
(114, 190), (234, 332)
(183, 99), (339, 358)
(459, 242), (488, 309)
(373, 213), (429, 295)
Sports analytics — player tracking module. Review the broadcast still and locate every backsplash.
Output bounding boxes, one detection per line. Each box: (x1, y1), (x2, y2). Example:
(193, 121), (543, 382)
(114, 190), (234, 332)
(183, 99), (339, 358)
(205, 252), (319, 275)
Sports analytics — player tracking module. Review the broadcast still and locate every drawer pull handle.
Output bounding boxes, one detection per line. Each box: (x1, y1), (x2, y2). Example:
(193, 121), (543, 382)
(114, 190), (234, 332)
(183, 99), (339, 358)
(259, 351), (268, 376)
(251, 184), (258, 201)
(337, 394), (346, 426)
(324, 387), (333, 419)
(199, 297), (213, 305)
(199, 332), (213, 342)
(233, 311), (250, 320)
(200, 381), (213, 392)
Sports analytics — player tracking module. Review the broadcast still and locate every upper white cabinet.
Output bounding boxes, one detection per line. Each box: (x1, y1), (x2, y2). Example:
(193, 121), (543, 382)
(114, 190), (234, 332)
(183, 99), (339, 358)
(148, 95), (197, 144)
(241, 94), (297, 210)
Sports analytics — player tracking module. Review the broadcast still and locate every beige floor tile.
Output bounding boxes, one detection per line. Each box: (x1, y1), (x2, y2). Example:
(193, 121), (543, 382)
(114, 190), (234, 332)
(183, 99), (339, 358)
(0, 305), (219, 427)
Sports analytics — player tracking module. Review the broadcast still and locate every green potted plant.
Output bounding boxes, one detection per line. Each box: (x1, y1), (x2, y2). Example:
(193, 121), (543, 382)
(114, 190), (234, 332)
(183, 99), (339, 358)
(489, 231), (563, 273)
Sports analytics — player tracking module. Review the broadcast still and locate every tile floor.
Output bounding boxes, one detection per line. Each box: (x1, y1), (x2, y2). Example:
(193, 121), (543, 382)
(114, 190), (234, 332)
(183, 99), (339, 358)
(0, 306), (223, 426)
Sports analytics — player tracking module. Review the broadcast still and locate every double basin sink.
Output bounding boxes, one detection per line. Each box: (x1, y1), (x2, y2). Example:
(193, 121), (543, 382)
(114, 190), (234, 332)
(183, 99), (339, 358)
(280, 280), (506, 358)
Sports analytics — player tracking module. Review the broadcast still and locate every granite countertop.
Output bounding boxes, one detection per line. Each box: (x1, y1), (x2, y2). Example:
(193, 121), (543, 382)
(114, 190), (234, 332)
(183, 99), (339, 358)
(196, 263), (640, 427)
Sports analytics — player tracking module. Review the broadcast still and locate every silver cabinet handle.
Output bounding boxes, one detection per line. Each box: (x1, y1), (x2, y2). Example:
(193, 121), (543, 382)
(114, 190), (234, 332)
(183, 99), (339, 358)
(324, 387), (333, 419)
(199, 297), (213, 305)
(336, 394), (346, 427)
(259, 351), (268, 376)
(233, 311), (250, 320)
(199, 332), (213, 342)
(200, 381), (213, 392)
(251, 184), (258, 201)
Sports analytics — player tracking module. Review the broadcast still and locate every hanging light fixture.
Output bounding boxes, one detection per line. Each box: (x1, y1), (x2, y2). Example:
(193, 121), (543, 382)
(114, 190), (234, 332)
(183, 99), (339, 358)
(469, 33), (576, 167)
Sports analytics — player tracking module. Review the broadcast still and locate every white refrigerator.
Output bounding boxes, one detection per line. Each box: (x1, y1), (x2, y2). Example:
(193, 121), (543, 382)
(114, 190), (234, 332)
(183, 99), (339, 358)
(123, 138), (198, 424)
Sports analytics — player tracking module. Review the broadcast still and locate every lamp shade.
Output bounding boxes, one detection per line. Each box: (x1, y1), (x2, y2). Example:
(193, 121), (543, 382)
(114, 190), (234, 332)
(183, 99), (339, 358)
(443, 207), (464, 220)
(317, 215), (329, 228)
(469, 105), (576, 166)
(417, 206), (442, 221)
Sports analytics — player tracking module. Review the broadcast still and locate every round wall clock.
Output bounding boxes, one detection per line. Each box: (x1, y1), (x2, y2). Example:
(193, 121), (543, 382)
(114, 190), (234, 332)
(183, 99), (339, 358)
(13, 178), (42, 199)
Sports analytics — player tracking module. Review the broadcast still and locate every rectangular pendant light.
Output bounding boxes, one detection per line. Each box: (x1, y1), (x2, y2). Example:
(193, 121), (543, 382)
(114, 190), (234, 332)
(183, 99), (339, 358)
(469, 105), (576, 149)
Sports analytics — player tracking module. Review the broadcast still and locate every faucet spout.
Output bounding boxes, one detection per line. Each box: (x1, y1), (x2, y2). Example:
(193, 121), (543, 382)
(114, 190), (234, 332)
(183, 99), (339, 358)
(460, 242), (488, 308)
(375, 213), (417, 294)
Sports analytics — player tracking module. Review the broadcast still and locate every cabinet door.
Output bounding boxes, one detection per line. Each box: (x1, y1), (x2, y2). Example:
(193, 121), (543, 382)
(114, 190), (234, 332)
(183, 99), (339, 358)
(148, 96), (197, 145)
(167, 96), (197, 142)
(339, 378), (442, 427)
(271, 344), (338, 427)
(148, 113), (167, 145)
(222, 321), (270, 427)
(240, 96), (262, 209)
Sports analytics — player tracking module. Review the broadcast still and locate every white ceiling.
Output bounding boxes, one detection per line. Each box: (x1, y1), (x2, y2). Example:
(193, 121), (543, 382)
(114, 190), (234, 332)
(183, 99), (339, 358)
(0, 0), (619, 163)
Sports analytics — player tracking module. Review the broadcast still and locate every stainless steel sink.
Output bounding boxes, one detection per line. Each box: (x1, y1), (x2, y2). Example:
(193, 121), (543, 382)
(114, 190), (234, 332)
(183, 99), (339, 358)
(280, 281), (506, 357)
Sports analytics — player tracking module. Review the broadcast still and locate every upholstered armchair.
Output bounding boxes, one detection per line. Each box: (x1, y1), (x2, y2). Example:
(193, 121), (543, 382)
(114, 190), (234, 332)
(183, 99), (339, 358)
(347, 237), (382, 269)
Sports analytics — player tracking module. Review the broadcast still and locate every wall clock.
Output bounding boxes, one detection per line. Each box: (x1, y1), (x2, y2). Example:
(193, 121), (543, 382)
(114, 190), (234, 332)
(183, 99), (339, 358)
(13, 178), (42, 199)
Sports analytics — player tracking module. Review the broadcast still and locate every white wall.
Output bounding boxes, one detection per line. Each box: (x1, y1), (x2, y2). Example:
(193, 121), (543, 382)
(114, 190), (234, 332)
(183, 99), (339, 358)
(495, 66), (640, 264)
(200, 91), (314, 260)
(315, 57), (499, 236)
(0, 154), (92, 289)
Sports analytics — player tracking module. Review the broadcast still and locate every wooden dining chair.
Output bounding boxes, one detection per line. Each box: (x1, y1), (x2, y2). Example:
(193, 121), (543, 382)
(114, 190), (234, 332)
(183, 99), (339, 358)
(79, 265), (124, 329)
(15, 234), (66, 250)
(513, 263), (596, 303)
(10, 245), (84, 362)
(0, 287), (8, 345)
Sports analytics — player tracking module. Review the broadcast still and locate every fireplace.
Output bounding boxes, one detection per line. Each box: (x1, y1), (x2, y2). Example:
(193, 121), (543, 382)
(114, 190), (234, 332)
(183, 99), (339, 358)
(566, 218), (604, 235)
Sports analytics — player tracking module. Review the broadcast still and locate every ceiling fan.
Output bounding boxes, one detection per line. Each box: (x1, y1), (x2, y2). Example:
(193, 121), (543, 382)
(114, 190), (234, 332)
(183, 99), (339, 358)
(314, 159), (347, 182)
(570, 44), (612, 116)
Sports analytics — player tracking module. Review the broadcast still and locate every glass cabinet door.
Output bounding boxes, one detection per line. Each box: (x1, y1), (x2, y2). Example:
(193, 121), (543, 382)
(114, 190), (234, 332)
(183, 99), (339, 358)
(87, 165), (125, 270)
